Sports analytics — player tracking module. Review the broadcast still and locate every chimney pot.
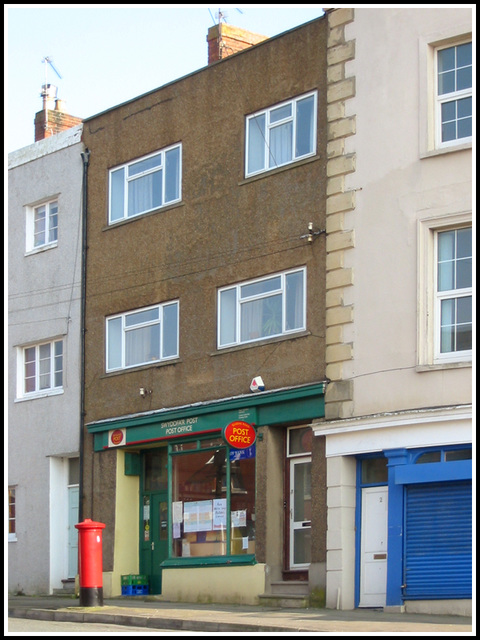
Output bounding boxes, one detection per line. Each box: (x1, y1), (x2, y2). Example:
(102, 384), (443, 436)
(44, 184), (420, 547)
(55, 99), (67, 113)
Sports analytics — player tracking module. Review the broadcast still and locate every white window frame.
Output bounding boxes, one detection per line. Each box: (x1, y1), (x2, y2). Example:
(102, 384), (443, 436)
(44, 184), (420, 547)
(417, 214), (472, 367)
(16, 338), (64, 399)
(434, 227), (472, 362)
(108, 143), (182, 224)
(217, 267), (306, 349)
(245, 91), (317, 178)
(106, 301), (179, 372)
(435, 40), (472, 149)
(25, 198), (59, 254)
(8, 487), (17, 542)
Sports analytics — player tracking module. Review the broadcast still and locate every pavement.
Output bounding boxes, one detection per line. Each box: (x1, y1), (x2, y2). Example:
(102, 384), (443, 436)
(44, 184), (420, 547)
(7, 594), (474, 634)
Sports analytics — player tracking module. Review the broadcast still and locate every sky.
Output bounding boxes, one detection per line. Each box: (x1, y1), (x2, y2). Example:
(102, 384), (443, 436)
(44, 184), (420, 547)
(5, 4), (325, 153)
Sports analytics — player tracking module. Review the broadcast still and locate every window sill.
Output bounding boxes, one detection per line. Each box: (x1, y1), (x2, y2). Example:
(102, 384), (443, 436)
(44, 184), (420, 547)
(102, 358), (181, 378)
(24, 242), (58, 256)
(212, 330), (311, 356)
(103, 201), (184, 230)
(420, 141), (472, 159)
(14, 388), (64, 402)
(239, 154), (319, 185)
(416, 360), (472, 373)
(161, 554), (255, 569)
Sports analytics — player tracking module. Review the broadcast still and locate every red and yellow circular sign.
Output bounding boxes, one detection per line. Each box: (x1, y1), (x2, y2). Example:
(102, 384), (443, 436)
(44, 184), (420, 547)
(110, 429), (124, 446)
(223, 421), (256, 449)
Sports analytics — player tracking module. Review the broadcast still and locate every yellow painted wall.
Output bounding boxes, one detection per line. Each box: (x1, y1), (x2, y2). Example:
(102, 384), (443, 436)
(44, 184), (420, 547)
(162, 564), (266, 605)
(104, 449), (140, 597)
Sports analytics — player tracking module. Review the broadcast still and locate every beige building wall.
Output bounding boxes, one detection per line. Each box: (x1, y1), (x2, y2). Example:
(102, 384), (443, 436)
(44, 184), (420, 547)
(319, 7), (472, 615)
(324, 7), (472, 420)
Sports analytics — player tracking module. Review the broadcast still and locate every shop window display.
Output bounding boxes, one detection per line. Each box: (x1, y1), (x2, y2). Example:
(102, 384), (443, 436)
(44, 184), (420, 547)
(170, 437), (255, 558)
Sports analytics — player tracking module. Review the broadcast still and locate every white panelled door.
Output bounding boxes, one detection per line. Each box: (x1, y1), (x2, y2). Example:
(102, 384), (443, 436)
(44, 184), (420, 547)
(359, 486), (388, 607)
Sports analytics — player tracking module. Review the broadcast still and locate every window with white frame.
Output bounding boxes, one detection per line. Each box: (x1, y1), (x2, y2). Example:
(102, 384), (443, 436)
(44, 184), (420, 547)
(17, 339), (63, 398)
(436, 41), (472, 147)
(25, 199), (58, 253)
(245, 92), (317, 177)
(8, 487), (16, 541)
(218, 268), (306, 348)
(109, 144), (181, 223)
(106, 301), (179, 371)
(436, 227), (472, 360)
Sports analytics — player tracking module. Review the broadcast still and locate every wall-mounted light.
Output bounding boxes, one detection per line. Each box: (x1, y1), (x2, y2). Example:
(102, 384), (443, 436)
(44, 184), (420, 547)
(139, 387), (152, 398)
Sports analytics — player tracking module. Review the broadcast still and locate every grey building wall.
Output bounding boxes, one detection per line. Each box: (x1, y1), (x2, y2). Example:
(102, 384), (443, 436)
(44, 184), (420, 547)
(8, 125), (84, 594)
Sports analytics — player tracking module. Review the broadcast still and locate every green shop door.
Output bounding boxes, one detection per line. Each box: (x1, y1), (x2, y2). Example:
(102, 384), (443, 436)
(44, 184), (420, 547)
(140, 449), (169, 594)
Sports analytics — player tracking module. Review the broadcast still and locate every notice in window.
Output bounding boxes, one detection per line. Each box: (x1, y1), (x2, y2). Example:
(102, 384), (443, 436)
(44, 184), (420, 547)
(172, 501), (183, 524)
(213, 498), (227, 530)
(231, 509), (247, 528)
(183, 500), (213, 532)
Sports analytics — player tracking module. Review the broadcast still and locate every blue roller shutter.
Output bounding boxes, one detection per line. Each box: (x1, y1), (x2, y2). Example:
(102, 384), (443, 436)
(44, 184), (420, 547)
(404, 481), (471, 599)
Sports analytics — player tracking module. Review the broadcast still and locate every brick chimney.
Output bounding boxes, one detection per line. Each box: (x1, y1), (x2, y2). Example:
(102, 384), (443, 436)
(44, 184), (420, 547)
(34, 84), (82, 142)
(207, 23), (267, 64)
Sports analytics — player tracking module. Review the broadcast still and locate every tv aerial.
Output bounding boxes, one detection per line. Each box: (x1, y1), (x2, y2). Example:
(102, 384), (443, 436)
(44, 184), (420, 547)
(40, 57), (63, 129)
(208, 7), (244, 25)
(41, 56), (62, 87)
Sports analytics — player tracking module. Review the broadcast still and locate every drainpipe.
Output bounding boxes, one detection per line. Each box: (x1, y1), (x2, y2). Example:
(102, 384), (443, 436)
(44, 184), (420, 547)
(78, 148), (90, 523)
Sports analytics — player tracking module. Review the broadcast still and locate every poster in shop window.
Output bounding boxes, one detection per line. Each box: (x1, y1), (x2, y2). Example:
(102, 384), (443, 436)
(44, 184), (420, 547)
(183, 500), (213, 532)
(213, 498), (227, 530)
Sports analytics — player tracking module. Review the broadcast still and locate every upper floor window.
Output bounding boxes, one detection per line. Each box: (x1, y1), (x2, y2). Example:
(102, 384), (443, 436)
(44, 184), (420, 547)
(245, 92), (317, 177)
(17, 339), (63, 398)
(436, 227), (472, 360)
(218, 268), (306, 348)
(109, 144), (182, 224)
(436, 42), (472, 147)
(25, 199), (58, 253)
(106, 301), (179, 371)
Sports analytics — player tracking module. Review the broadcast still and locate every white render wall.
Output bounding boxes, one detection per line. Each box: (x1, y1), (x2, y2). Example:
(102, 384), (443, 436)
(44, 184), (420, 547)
(342, 8), (472, 418)
(8, 126), (84, 594)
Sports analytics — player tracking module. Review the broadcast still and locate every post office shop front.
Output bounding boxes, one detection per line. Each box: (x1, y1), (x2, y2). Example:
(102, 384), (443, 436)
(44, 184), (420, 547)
(86, 382), (325, 603)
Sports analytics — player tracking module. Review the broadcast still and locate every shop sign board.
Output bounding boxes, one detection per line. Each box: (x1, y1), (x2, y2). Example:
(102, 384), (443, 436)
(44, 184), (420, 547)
(101, 408), (258, 450)
(223, 420), (256, 449)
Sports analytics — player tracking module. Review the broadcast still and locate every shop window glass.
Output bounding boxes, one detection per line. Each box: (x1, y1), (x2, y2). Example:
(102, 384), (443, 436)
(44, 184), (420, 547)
(171, 442), (255, 558)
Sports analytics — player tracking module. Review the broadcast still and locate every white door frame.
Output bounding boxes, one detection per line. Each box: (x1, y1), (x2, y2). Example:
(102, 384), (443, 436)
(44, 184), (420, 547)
(359, 486), (388, 607)
(289, 455), (312, 569)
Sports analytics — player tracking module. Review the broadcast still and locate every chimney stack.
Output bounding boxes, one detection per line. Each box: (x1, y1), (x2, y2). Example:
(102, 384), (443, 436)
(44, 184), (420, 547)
(34, 84), (82, 142)
(207, 23), (267, 64)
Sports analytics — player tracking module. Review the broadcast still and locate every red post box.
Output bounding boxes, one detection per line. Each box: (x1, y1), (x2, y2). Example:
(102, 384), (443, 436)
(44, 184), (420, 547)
(75, 518), (106, 606)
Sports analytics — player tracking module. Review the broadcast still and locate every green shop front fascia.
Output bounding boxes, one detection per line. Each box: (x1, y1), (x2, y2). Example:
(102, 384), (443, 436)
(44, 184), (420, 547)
(86, 382), (325, 594)
(87, 383), (326, 452)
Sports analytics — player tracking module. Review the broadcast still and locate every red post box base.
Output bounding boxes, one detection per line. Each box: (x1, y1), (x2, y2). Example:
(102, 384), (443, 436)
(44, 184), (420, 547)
(79, 586), (103, 607)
